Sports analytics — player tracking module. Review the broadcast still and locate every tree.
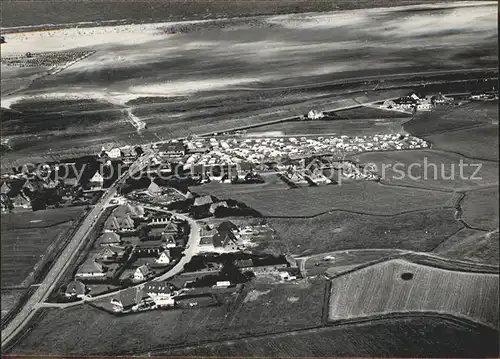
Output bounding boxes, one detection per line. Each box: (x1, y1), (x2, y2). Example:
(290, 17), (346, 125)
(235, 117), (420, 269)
(137, 223), (151, 240)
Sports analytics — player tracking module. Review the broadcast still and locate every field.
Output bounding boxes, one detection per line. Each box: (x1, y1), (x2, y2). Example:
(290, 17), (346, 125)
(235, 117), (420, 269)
(329, 105), (412, 119)
(1, 289), (26, 322)
(302, 249), (404, 277)
(461, 187), (499, 231)
(403, 101), (498, 138)
(160, 317), (499, 358)
(245, 117), (409, 137)
(425, 124), (499, 162)
(266, 208), (462, 256)
(433, 228), (499, 266)
(9, 278), (326, 355)
(195, 181), (460, 217)
(352, 149), (498, 192)
(1, 207), (85, 288)
(328, 259), (499, 328)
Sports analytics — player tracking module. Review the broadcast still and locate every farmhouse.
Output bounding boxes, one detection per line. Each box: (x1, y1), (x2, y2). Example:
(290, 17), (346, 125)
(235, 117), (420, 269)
(134, 264), (153, 281)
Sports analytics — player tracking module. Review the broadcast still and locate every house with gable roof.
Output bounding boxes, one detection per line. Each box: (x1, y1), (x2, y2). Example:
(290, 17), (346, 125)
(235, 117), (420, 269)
(143, 281), (176, 307)
(97, 232), (121, 247)
(110, 286), (144, 312)
(133, 264), (153, 281)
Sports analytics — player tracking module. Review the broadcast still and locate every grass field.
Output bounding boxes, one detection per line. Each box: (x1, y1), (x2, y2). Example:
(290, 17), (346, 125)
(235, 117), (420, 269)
(1, 207), (85, 287)
(329, 105), (412, 119)
(192, 173), (289, 198)
(352, 149), (498, 192)
(245, 117), (410, 136)
(328, 259), (499, 328)
(1, 289), (26, 322)
(403, 101), (497, 138)
(302, 249), (404, 277)
(9, 278), (326, 355)
(433, 228), (499, 266)
(159, 316), (499, 358)
(461, 187), (499, 231)
(267, 208), (462, 256)
(198, 181), (459, 217)
(425, 124), (499, 162)
(1, 207), (85, 230)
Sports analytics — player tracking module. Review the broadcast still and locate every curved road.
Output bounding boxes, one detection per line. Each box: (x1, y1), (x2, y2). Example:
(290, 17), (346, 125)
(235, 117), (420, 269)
(1, 152), (154, 349)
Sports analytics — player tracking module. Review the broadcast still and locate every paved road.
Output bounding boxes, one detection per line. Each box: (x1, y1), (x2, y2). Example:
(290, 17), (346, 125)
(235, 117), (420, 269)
(1, 152), (154, 349)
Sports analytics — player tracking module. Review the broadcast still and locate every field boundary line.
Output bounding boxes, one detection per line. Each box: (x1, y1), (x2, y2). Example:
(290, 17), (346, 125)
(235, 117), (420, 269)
(263, 205), (458, 219)
(327, 310), (498, 331)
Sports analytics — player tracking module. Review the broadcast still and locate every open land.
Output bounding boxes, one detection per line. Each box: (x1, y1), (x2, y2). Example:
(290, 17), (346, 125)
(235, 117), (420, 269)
(433, 228), (499, 266)
(8, 278), (326, 356)
(1, 207), (85, 287)
(1, 1), (497, 167)
(328, 259), (499, 328)
(460, 187), (499, 231)
(159, 316), (499, 357)
(266, 208), (462, 256)
(194, 181), (460, 217)
(352, 149), (498, 192)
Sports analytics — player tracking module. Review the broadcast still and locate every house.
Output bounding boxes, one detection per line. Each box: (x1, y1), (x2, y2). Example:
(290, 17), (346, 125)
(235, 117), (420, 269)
(134, 241), (166, 256)
(134, 264), (153, 281)
(159, 142), (186, 157)
(97, 246), (125, 263)
(163, 221), (179, 234)
(147, 181), (162, 196)
(63, 177), (79, 187)
(193, 195), (216, 207)
(105, 214), (135, 232)
(143, 281), (175, 307)
(215, 281), (231, 288)
(75, 257), (106, 280)
(234, 259), (254, 269)
(155, 250), (171, 265)
(89, 171), (104, 190)
(191, 203), (211, 219)
(108, 148), (122, 159)
(218, 221), (238, 233)
(161, 233), (177, 248)
(97, 232), (121, 247)
(212, 232), (239, 251)
(148, 216), (171, 228)
(0, 179), (32, 211)
(65, 280), (88, 299)
(110, 286), (144, 312)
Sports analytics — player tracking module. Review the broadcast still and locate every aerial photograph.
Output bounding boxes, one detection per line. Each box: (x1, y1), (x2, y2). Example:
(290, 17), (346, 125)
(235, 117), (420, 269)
(0, 0), (498, 357)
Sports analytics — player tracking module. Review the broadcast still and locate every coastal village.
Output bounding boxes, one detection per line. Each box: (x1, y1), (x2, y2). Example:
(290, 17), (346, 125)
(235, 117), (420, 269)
(1, 91), (496, 315)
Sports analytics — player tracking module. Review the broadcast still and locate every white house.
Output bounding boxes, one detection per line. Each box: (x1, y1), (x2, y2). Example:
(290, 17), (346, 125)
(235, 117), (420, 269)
(155, 250), (171, 265)
(108, 148), (122, 159)
(143, 281), (175, 307)
(89, 171), (104, 190)
(134, 264), (152, 281)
